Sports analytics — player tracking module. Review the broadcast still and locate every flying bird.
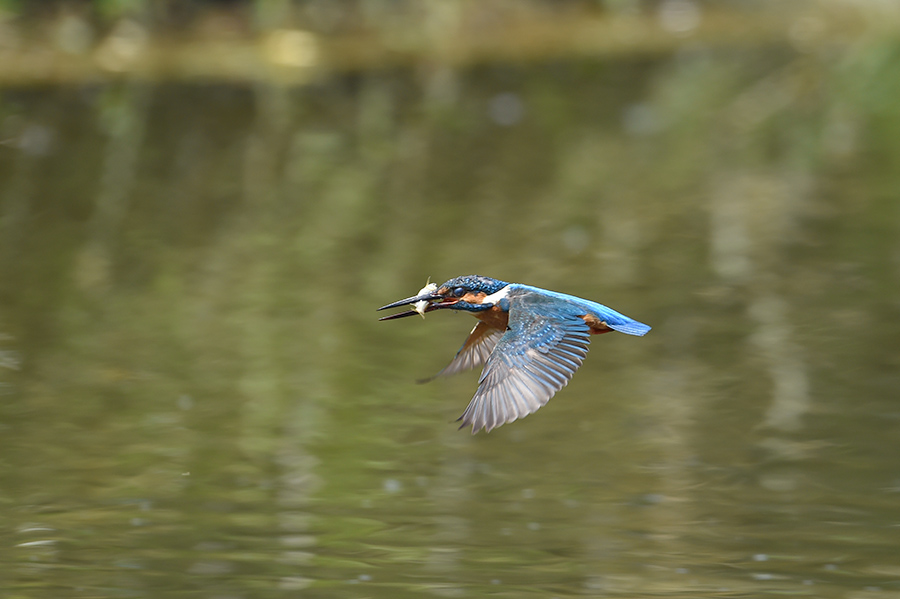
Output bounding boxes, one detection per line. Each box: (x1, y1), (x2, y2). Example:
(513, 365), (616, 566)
(378, 275), (650, 433)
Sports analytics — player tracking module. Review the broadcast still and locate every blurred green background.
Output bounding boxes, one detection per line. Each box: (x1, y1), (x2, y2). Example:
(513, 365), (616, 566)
(2, 1), (900, 597)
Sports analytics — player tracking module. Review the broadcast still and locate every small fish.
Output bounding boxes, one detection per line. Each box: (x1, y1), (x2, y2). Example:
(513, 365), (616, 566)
(413, 281), (437, 318)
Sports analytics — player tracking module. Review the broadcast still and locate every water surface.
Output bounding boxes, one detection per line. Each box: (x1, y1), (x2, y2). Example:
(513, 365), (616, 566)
(2, 39), (900, 598)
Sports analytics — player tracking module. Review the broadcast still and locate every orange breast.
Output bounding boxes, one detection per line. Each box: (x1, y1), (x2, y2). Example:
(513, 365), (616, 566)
(475, 304), (510, 331)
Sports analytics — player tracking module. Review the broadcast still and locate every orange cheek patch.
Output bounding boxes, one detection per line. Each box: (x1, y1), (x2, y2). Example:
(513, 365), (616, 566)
(581, 314), (613, 335)
(461, 291), (487, 304)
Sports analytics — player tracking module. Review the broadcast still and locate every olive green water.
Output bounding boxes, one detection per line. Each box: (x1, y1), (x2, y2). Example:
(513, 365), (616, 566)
(2, 41), (900, 599)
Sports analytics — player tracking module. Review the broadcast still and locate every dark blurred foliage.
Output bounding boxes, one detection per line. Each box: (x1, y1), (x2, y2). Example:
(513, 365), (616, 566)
(6, 0), (767, 33)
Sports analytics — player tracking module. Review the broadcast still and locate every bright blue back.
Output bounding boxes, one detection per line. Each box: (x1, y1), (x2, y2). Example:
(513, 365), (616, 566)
(510, 284), (651, 336)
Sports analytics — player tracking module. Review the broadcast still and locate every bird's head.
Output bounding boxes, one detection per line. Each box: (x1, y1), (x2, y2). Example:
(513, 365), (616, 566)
(377, 275), (509, 320)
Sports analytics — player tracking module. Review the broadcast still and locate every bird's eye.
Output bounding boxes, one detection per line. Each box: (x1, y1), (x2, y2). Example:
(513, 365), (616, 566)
(453, 287), (466, 297)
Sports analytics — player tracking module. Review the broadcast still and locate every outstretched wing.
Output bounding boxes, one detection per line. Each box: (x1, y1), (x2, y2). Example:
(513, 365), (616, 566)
(418, 321), (505, 383)
(457, 303), (592, 433)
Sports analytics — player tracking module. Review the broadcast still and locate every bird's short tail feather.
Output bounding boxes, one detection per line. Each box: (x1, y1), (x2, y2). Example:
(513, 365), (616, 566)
(608, 321), (651, 336)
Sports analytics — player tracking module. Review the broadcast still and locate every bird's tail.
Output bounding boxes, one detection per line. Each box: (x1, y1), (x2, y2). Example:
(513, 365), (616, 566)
(607, 320), (651, 336)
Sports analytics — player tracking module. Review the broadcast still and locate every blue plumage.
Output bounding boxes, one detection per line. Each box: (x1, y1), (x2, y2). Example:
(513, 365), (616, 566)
(511, 285), (652, 336)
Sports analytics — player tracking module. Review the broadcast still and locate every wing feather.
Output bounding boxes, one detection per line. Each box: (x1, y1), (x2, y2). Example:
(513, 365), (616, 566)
(458, 301), (593, 433)
(418, 321), (505, 383)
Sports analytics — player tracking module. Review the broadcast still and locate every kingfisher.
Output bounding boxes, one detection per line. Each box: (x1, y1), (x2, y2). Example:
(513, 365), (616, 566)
(377, 275), (651, 433)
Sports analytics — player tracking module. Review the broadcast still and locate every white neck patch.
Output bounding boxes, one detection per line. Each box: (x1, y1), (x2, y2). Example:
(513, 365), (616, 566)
(482, 285), (510, 305)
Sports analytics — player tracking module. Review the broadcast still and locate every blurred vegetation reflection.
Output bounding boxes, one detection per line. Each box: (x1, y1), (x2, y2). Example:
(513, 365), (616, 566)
(1, 1), (900, 598)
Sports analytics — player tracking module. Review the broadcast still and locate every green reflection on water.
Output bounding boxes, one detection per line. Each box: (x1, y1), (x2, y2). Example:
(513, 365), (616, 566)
(2, 36), (900, 599)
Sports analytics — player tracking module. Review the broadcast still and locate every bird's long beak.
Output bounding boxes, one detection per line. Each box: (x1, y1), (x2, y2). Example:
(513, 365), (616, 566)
(377, 291), (442, 312)
(377, 309), (426, 321)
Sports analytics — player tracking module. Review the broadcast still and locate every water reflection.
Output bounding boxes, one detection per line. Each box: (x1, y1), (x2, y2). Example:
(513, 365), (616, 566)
(2, 27), (900, 599)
